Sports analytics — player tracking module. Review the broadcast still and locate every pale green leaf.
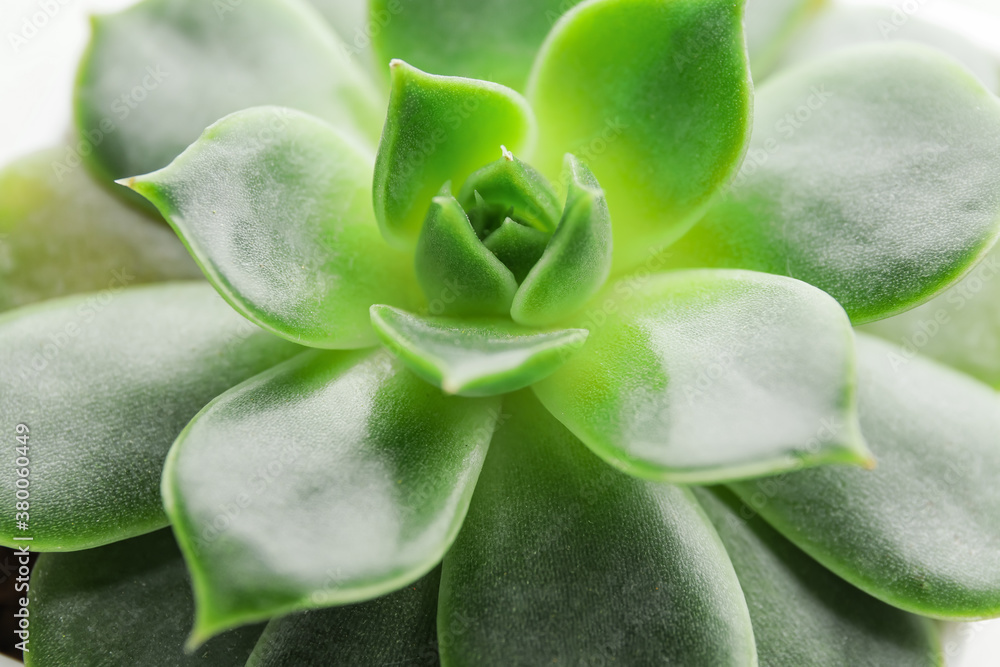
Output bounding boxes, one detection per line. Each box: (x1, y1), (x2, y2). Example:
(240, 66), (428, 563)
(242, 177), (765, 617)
(370, 0), (585, 91)
(528, 0), (752, 272)
(0, 283), (301, 551)
(163, 350), (500, 643)
(533, 269), (871, 484)
(127, 107), (416, 350)
(370, 304), (588, 396)
(665, 44), (1000, 324)
(0, 146), (199, 313)
(732, 334), (1000, 620)
(373, 61), (535, 248)
(75, 0), (382, 192)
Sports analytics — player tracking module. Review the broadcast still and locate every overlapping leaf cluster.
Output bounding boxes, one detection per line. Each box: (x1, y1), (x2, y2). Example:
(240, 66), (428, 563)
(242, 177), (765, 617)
(2, 0), (1000, 664)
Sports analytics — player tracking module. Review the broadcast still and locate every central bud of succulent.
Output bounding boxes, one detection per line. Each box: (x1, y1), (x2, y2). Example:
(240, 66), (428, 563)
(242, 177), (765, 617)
(414, 148), (613, 328)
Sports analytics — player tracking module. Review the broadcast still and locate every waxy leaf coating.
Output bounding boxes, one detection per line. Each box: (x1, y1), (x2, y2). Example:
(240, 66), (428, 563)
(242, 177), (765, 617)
(0, 146), (199, 313)
(0, 283), (301, 551)
(511, 155), (613, 327)
(163, 350), (500, 643)
(75, 0), (382, 188)
(373, 61), (535, 247)
(695, 488), (942, 667)
(528, 0), (753, 272)
(861, 243), (1000, 389)
(534, 269), (871, 484)
(371, 304), (588, 396)
(27, 530), (262, 667)
(733, 334), (1000, 620)
(128, 107), (416, 350)
(667, 44), (1000, 324)
(439, 391), (756, 665)
(246, 568), (440, 666)
(413, 193), (518, 317)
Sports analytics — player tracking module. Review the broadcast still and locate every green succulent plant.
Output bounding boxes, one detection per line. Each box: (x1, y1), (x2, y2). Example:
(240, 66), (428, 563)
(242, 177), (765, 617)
(2, 0), (1000, 664)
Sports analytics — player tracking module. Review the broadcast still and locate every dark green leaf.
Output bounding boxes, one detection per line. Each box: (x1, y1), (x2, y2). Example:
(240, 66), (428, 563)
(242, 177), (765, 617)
(371, 0), (585, 90)
(527, 0), (752, 272)
(510, 155), (612, 327)
(0, 146), (199, 313)
(665, 44), (1000, 324)
(413, 193), (517, 317)
(695, 488), (942, 667)
(438, 391), (756, 665)
(246, 568), (440, 667)
(370, 305), (588, 396)
(534, 269), (871, 484)
(0, 283), (301, 551)
(163, 350), (501, 643)
(26, 530), (262, 667)
(732, 334), (1000, 619)
(127, 107), (417, 349)
(373, 61), (535, 248)
(75, 0), (382, 189)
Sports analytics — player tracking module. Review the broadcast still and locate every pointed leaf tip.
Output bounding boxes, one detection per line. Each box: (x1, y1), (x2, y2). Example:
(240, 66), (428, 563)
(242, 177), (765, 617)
(371, 305), (589, 397)
(374, 62), (536, 247)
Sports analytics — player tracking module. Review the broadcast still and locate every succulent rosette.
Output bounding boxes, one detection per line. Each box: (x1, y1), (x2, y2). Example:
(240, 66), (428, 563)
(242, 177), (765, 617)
(2, 0), (1000, 664)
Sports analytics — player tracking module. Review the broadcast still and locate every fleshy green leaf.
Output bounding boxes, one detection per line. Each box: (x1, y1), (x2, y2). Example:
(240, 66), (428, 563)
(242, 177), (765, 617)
(745, 0), (827, 78)
(371, 0), (585, 91)
(27, 530), (262, 667)
(163, 350), (500, 643)
(694, 488), (942, 666)
(482, 219), (550, 283)
(665, 44), (1000, 324)
(527, 0), (752, 272)
(860, 243), (1000, 389)
(775, 3), (1000, 93)
(370, 305), (588, 396)
(246, 568), (440, 666)
(373, 61), (535, 248)
(0, 146), (199, 313)
(413, 193), (518, 317)
(438, 390), (756, 665)
(75, 0), (382, 191)
(0, 283), (301, 552)
(127, 107), (416, 350)
(457, 150), (561, 234)
(732, 334), (1000, 620)
(533, 269), (871, 484)
(510, 155), (612, 327)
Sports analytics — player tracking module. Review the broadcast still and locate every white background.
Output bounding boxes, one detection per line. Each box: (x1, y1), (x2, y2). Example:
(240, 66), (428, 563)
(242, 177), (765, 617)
(1, 0), (1000, 664)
